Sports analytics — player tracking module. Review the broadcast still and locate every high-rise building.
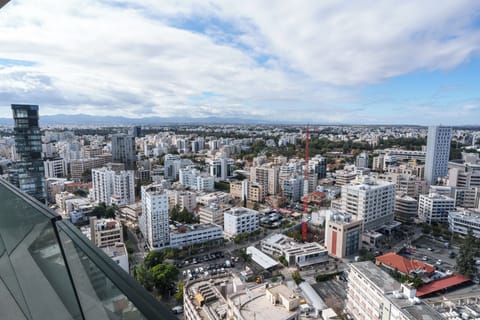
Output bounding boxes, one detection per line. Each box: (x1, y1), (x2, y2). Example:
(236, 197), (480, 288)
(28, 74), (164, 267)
(355, 152), (369, 169)
(111, 134), (136, 170)
(9, 104), (46, 202)
(140, 184), (170, 249)
(92, 168), (135, 206)
(341, 176), (395, 231)
(425, 126), (452, 185)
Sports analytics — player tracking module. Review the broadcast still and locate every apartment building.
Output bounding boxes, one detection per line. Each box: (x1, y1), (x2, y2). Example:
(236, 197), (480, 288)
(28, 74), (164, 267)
(179, 167), (215, 191)
(167, 190), (197, 212)
(140, 184), (170, 249)
(89, 217), (123, 248)
(92, 167), (135, 206)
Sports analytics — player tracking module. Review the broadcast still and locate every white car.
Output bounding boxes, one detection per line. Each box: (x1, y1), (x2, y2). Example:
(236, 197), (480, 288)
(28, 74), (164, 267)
(422, 256), (428, 261)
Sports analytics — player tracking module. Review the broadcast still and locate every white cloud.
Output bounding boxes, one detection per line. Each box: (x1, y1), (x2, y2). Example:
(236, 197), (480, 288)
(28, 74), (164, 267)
(0, 0), (479, 123)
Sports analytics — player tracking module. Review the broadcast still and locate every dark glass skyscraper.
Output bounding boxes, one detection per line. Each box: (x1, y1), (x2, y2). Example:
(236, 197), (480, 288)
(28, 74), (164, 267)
(111, 134), (136, 170)
(9, 104), (46, 203)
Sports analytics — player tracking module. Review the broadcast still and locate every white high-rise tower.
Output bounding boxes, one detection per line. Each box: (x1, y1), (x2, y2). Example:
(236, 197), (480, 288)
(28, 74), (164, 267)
(140, 184), (170, 249)
(425, 126), (452, 185)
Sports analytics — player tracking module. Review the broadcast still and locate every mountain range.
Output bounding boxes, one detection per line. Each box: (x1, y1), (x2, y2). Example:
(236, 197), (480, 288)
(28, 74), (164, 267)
(0, 114), (280, 126)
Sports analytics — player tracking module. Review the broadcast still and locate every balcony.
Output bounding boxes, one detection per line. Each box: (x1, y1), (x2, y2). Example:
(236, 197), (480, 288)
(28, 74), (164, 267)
(0, 178), (175, 320)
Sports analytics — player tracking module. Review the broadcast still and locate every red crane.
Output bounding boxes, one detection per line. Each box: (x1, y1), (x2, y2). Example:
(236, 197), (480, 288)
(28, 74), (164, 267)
(302, 126), (309, 241)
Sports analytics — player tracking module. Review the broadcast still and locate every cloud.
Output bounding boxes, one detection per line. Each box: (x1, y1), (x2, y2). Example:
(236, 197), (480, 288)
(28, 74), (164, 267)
(0, 0), (479, 123)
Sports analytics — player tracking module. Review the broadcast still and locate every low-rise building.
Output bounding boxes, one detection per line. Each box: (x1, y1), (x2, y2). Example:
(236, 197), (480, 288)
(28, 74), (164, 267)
(167, 190), (197, 212)
(198, 204), (230, 227)
(101, 242), (129, 273)
(223, 207), (259, 237)
(169, 223), (223, 248)
(89, 217), (123, 248)
(261, 234), (329, 268)
(448, 208), (480, 238)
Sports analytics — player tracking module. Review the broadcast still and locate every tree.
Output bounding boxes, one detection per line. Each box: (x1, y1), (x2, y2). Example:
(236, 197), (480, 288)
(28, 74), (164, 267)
(175, 281), (185, 303)
(456, 229), (480, 276)
(144, 250), (166, 269)
(279, 256), (288, 267)
(135, 264), (154, 291)
(151, 263), (179, 294)
(105, 206), (116, 219)
(292, 271), (304, 285)
(91, 204), (107, 218)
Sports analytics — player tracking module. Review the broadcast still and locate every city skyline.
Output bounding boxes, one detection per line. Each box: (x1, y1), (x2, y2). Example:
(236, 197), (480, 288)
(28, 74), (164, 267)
(0, 1), (479, 125)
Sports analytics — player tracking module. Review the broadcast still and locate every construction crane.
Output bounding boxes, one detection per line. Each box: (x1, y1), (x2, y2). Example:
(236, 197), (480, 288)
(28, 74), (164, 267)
(301, 126), (309, 242)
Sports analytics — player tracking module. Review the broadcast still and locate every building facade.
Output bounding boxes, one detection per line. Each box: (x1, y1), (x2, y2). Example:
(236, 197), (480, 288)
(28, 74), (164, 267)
(111, 134), (136, 170)
(418, 193), (455, 224)
(140, 184), (170, 249)
(325, 212), (363, 258)
(223, 207), (259, 237)
(341, 177), (395, 231)
(10, 104), (46, 202)
(425, 126), (452, 185)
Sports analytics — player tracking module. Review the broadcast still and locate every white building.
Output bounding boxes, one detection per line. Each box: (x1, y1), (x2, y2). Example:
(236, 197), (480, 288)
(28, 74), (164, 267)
(101, 242), (129, 273)
(355, 152), (369, 169)
(346, 261), (441, 320)
(281, 175), (304, 202)
(418, 193), (455, 224)
(179, 167), (215, 191)
(140, 184), (170, 249)
(92, 168), (135, 206)
(207, 156), (234, 180)
(169, 223), (223, 248)
(164, 154), (192, 180)
(448, 208), (480, 238)
(261, 234), (329, 268)
(44, 158), (67, 178)
(223, 207), (259, 237)
(341, 176), (395, 231)
(425, 126), (452, 185)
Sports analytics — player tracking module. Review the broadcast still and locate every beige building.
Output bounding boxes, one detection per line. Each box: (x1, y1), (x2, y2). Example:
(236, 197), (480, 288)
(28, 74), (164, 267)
(198, 204), (230, 227)
(167, 190), (197, 212)
(325, 211), (363, 259)
(70, 157), (106, 180)
(249, 166), (279, 196)
(89, 217), (123, 248)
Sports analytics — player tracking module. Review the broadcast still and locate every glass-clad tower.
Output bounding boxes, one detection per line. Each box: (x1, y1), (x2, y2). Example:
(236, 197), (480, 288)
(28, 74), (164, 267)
(10, 104), (46, 203)
(0, 178), (174, 320)
(425, 125), (452, 185)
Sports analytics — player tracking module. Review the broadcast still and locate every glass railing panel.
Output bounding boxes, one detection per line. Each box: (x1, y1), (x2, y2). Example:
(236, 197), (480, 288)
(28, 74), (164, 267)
(57, 221), (173, 320)
(0, 179), (83, 320)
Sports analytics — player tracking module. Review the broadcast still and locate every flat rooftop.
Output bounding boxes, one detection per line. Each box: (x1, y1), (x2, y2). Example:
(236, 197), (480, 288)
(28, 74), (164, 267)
(230, 285), (298, 320)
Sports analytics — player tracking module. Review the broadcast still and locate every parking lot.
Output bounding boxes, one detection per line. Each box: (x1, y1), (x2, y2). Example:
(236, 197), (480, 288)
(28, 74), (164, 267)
(409, 236), (458, 272)
(178, 251), (239, 280)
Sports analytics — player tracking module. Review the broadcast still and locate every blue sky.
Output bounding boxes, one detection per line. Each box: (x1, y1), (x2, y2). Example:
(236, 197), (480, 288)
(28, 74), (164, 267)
(0, 0), (479, 124)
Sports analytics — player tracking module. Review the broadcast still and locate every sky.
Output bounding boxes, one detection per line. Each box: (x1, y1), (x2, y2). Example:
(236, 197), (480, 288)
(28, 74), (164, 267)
(0, 0), (480, 125)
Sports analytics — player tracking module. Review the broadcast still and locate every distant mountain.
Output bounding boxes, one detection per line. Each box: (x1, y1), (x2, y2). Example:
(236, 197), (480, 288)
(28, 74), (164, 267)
(0, 114), (282, 126)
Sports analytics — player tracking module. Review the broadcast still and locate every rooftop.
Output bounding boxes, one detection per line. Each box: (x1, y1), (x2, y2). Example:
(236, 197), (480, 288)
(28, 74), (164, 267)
(416, 275), (471, 298)
(376, 252), (435, 275)
(246, 246), (279, 270)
